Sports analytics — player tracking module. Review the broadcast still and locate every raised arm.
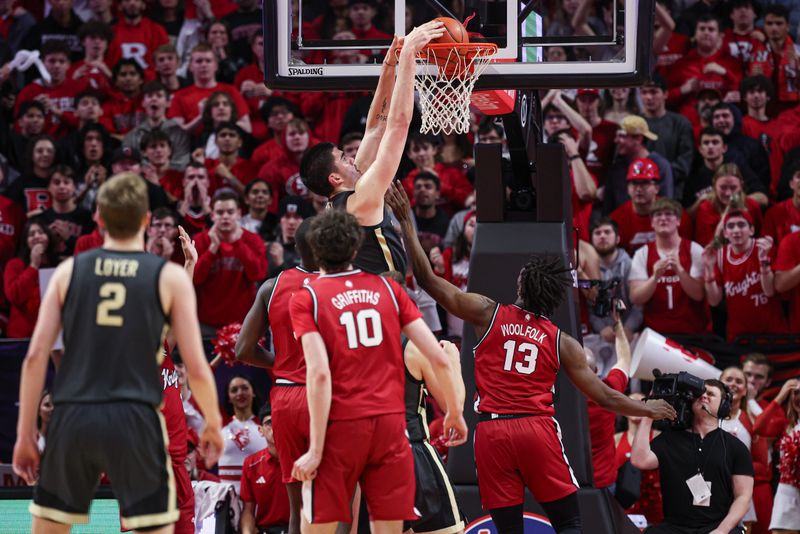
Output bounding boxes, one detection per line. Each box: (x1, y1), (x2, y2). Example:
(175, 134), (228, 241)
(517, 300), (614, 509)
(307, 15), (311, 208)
(235, 278), (277, 369)
(348, 22), (445, 222)
(386, 182), (496, 336)
(630, 417), (659, 470)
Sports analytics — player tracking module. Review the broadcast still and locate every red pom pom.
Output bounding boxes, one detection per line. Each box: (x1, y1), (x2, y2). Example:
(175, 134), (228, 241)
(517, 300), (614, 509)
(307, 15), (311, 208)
(779, 430), (800, 488)
(213, 323), (243, 367)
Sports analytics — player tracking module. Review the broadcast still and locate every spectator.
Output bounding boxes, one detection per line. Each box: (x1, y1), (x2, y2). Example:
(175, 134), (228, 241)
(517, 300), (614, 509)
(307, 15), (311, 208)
(340, 131), (362, 161)
(234, 33), (271, 141)
(68, 90), (105, 133)
(239, 403), (290, 534)
(101, 59), (146, 138)
(692, 163), (764, 247)
(153, 44), (190, 93)
(774, 230), (800, 331)
(123, 81), (191, 169)
(21, 0), (83, 61)
(703, 210), (787, 341)
(259, 118), (315, 212)
(710, 103), (771, 192)
(251, 97), (300, 169)
(0, 181), (25, 265)
(629, 198), (707, 335)
(762, 161), (800, 243)
(73, 123), (112, 211)
(763, 4), (800, 112)
(140, 129), (181, 198)
(197, 92), (253, 159)
(6, 135), (56, 214)
(587, 218), (643, 344)
(167, 43), (251, 134)
(348, 0), (391, 53)
(4, 218), (58, 338)
(108, 0), (170, 73)
(176, 161), (213, 236)
(674, 0), (729, 37)
(222, 0), (262, 64)
(432, 210), (475, 340)
(411, 171), (451, 252)
(723, 0), (770, 77)
(0, 2), (35, 64)
(204, 122), (258, 196)
(70, 21), (114, 88)
(8, 102), (46, 170)
(86, 0), (115, 25)
(193, 190), (267, 330)
(145, 206), (183, 264)
(641, 74), (694, 198)
(603, 116), (674, 214)
(542, 89), (592, 151)
(610, 158), (692, 254)
(204, 20), (245, 85)
(575, 88), (619, 178)
(39, 165), (93, 259)
(36, 390), (53, 452)
(602, 87), (642, 125)
(218, 375), (266, 493)
(240, 179), (278, 241)
(740, 75), (777, 148)
(267, 195), (313, 277)
(150, 0), (184, 38)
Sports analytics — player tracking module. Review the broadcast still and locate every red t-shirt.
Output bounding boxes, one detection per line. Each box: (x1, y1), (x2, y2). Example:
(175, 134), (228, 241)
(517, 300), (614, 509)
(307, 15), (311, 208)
(15, 78), (93, 137)
(572, 168), (599, 243)
(473, 303), (561, 415)
(252, 138), (287, 170)
(585, 119), (619, 180)
(774, 231), (800, 331)
(3, 259), (40, 338)
(666, 47), (742, 116)
(239, 449), (290, 528)
(763, 198), (800, 244)
(234, 63), (269, 141)
(713, 242), (788, 341)
(641, 240), (707, 334)
(193, 229), (268, 327)
(300, 91), (362, 144)
(722, 29), (772, 78)
(258, 156), (304, 213)
(167, 83), (250, 124)
(269, 266), (319, 384)
(0, 196), (25, 264)
(108, 17), (170, 72)
(692, 197), (763, 247)
(101, 92), (145, 136)
(74, 229), (104, 254)
(206, 157), (260, 193)
(655, 32), (691, 78)
(402, 163), (474, 213)
(290, 270), (422, 421)
(587, 368), (628, 488)
(610, 200), (693, 255)
(161, 346), (188, 461)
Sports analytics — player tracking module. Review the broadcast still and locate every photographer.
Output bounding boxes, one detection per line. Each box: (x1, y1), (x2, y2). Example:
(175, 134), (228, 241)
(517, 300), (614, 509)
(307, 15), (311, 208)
(631, 379), (754, 534)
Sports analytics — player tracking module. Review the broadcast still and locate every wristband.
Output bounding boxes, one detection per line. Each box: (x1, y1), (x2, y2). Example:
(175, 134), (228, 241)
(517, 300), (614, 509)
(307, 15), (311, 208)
(568, 154), (581, 161)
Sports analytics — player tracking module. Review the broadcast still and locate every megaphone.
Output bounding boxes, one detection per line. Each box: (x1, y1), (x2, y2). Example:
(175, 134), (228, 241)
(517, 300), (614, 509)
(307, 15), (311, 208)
(630, 328), (721, 380)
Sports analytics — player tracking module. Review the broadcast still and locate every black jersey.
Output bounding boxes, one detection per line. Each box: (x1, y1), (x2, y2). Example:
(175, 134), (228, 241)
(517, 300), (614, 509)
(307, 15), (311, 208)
(329, 190), (407, 275)
(53, 249), (169, 406)
(404, 361), (430, 443)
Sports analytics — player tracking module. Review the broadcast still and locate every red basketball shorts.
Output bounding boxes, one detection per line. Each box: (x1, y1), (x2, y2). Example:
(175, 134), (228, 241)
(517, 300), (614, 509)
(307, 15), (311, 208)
(474, 415), (579, 509)
(271, 384), (310, 483)
(302, 413), (416, 524)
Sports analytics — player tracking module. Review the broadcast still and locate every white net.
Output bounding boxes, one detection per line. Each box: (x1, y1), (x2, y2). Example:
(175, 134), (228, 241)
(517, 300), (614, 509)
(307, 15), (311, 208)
(413, 44), (497, 136)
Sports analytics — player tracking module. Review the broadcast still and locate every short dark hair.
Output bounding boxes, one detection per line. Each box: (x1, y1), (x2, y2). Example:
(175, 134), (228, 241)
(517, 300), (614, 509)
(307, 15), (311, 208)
(211, 189), (240, 209)
(699, 127), (726, 142)
(703, 378), (731, 403)
(17, 100), (46, 120)
(643, 72), (667, 91)
(764, 3), (789, 20)
(309, 209), (363, 272)
(590, 217), (619, 236)
(258, 401), (272, 421)
(407, 131), (440, 150)
(244, 179), (272, 197)
(78, 20), (113, 42)
(301, 142), (337, 197)
(477, 118), (504, 138)
(414, 170), (440, 190)
(142, 80), (168, 97)
(295, 217), (317, 270)
(152, 207), (178, 224)
(113, 58), (144, 82)
(140, 128), (173, 151)
(517, 254), (573, 317)
(740, 75), (774, 100)
(50, 164), (76, 183)
(710, 102), (734, 116)
(214, 120), (242, 137)
(742, 353), (773, 377)
(695, 13), (721, 29)
(340, 131), (363, 148)
(41, 40), (71, 60)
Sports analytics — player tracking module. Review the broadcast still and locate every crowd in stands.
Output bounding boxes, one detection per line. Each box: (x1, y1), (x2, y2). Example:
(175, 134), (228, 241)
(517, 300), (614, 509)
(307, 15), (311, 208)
(3, 0), (800, 531)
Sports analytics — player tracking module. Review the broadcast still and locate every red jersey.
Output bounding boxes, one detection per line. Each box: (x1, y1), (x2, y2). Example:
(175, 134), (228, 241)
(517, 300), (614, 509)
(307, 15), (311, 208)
(763, 198), (800, 244)
(108, 17), (170, 72)
(473, 303), (561, 415)
(692, 197), (763, 247)
(774, 231), (800, 331)
(713, 242), (788, 341)
(239, 449), (290, 528)
(290, 270), (422, 421)
(268, 266), (319, 384)
(587, 368), (628, 488)
(610, 200), (693, 255)
(161, 346), (188, 461)
(640, 240), (707, 334)
(167, 83), (250, 124)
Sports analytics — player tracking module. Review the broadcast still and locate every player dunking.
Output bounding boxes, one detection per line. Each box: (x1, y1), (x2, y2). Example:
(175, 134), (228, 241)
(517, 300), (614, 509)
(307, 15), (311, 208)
(236, 218), (318, 534)
(288, 209), (467, 534)
(13, 173), (223, 534)
(386, 183), (676, 534)
(300, 21), (445, 274)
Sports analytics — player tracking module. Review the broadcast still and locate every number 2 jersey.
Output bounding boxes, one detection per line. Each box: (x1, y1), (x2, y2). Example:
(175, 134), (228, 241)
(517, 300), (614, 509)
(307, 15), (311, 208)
(473, 304), (561, 416)
(290, 269), (422, 421)
(54, 249), (168, 406)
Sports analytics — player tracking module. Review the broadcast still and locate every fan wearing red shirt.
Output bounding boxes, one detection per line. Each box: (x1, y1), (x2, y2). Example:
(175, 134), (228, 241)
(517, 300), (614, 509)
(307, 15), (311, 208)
(69, 21), (114, 93)
(387, 183), (677, 534)
(174, 163), (213, 236)
(0, 194), (25, 265)
(763, 165), (800, 243)
(703, 210), (787, 341)
(289, 209), (467, 530)
(193, 190), (268, 330)
(101, 60), (146, 138)
(575, 89), (619, 179)
(205, 122), (259, 196)
(629, 199), (708, 335)
(168, 44), (251, 134)
(234, 33), (271, 141)
(611, 158), (692, 254)
(236, 218), (318, 534)
(251, 97), (301, 169)
(107, 0), (169, 74)
(239, 404), (291, 534)
(723, 0), (771, 78)
(774, 230), (800, 331)
(402, 132), (474, 213)
(259, 118), (315, 213)
(763, 5), (800, 111)
(348, 0), (391, 59)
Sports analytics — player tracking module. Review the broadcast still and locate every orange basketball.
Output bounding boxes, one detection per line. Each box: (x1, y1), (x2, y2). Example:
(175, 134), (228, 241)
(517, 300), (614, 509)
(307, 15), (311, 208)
(432, 17), (469, 44)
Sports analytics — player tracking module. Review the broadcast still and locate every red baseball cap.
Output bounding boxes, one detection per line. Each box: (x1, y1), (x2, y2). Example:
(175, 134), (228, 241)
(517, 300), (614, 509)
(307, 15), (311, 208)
(626, 158), (660, 181)
(576, 88), (600, 99)
(723, 209), (753, 227)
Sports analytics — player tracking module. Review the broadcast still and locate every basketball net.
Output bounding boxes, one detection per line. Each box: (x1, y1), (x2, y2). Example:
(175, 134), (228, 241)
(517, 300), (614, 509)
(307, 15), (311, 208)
(412, 43), (497, 136)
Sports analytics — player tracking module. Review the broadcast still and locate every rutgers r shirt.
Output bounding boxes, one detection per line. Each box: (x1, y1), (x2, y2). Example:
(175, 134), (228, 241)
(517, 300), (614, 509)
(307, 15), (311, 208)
(290, 270), (422, 420)
(473, 304), (561, 416)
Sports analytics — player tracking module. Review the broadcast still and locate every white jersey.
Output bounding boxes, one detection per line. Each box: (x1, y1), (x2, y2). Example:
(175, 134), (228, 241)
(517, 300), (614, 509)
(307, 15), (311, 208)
(219, 417), (267, 493)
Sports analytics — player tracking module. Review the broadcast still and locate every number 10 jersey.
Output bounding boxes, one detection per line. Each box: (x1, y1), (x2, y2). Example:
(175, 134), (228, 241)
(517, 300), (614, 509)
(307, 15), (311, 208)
(473, 304), (561, 416)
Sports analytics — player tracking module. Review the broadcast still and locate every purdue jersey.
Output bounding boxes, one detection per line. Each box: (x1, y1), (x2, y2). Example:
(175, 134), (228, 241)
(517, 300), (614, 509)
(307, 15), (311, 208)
(54, 249), (168, 406)
(404, 358), (430, 443)
(329, 191), (407, 275)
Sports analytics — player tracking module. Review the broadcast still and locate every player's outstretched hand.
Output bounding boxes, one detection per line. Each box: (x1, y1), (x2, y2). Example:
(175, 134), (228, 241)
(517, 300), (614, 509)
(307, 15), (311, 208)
(385, 182), (411, 223)
(12, 434), (40, 485)
(442, 411), (468, 447)
(401, 20), (445, 56)
(292, 450), (322, 481)
(645, 399), (677, 421)
(199, 425), (223, 468)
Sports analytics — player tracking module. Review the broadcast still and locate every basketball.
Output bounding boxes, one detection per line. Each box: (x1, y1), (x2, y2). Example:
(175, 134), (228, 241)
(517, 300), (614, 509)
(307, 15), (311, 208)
(432, 17), (469, 44)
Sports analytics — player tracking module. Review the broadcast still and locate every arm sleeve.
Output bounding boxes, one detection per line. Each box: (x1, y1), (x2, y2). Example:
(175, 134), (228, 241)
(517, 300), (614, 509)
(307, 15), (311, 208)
(604, 368), (629, 392)
(289, 287), (319, 338)
(628, 247), (649, 281)
(753, 400), (789, 438)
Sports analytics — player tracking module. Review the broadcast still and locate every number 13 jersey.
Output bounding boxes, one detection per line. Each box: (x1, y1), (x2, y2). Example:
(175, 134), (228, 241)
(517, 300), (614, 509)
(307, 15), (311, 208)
(290, 270), (422, 421)
(473, 304), (561, 416)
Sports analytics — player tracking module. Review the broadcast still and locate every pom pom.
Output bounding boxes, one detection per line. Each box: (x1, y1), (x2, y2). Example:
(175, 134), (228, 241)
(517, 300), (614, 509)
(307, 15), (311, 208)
(212, 323), (267, 367)
(779, 430), (800, 488)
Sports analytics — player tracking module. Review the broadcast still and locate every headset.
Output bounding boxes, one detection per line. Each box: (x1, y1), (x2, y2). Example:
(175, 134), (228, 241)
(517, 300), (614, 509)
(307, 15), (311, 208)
(705, 381), (733, 420)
